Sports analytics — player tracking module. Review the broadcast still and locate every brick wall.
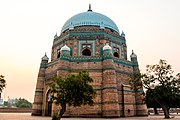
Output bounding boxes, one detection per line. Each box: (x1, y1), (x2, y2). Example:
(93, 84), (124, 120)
(0, 108), (32, 113)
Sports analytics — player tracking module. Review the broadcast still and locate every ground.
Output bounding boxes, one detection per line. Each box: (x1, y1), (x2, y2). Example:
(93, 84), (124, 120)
(0, 113), (180, 120)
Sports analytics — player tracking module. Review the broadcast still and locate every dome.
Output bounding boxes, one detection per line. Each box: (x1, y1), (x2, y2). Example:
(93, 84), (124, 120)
(61, 8), (119, 33)
(41, 53), (49, 61)
(103, 43), (112, 51)
(60, 44), (70, 51)
(130, 50), (137, 58)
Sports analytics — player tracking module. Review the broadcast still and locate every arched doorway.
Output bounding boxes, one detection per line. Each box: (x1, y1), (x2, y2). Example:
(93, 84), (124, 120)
(113, 52), (119, 58)
(82, 48), (91, 56)
(46, 90), (53, 116)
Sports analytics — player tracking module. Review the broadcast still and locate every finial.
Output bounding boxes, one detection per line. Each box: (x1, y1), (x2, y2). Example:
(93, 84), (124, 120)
(88, 4), (92, 12)
(122, 30), (124, 34)
(132, 50), (134, 54)
(121, 30), (125, 37)
(54, 32), (57, 39)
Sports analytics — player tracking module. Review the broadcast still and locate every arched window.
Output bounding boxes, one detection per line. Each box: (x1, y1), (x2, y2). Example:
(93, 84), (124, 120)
(113, 52), (119, 58)
(82, 48), (91, 56)
(57, 49), (60, 58)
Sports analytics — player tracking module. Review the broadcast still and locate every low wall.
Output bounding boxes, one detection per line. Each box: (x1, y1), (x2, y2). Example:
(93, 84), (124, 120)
(0, 108), (32, 113)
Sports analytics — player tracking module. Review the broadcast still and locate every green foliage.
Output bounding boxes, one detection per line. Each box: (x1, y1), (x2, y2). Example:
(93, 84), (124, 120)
(129, 73), (143, 92)
(0, 75), (6, 92)
(15, 98), (32, 108)
(3, 98), (32, 108)
(48, 71), (96, 120)
(3, 101), (9, 107)
(145, 89), (161, 113)
(145, 89), (159, 108)
(142, 59), (180, 118)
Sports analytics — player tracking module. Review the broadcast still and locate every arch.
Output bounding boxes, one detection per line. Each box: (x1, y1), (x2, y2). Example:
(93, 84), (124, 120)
(113, 52), (119, 58)
(45, 89), (53, 116)
(57, 49), (60, 58)
(82, 48), (91, 56)
(57, 52), (60, 58)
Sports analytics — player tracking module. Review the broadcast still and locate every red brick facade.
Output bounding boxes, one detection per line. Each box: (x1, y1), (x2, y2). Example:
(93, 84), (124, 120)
(32, 9), (147, 117)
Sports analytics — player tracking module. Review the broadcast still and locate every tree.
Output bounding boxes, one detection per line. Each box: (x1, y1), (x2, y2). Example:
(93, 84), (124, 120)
(3, 98), (32, 108)
(3, 101), (9, 107)
(129, 73), (144, 92)
(48, 71), (96, 120)
(142, 59), (180, 118)
(145, 89), (161, 114)
(15, 98), (32, 108)
(0, 75), (6, 93)
(146, 88), (180, 115)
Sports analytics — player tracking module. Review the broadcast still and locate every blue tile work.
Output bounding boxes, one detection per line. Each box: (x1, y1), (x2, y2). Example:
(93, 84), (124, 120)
(69, 32), (126, 43)
(61, 11), (120, 33)
(78, 40), (95, 56)
(57, 55), (138, 67)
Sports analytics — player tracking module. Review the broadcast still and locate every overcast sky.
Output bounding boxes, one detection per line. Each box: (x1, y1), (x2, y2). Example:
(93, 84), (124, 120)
(0, 0), (180, 102)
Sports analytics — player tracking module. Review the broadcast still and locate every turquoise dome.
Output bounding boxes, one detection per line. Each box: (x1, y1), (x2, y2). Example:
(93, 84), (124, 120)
(61, 10), (120, 33)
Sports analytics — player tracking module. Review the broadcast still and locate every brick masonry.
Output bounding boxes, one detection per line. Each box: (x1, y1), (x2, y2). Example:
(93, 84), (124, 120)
(32, 25), (148, 117)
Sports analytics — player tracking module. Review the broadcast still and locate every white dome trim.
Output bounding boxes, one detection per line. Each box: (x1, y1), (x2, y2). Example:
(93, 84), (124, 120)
(60, 44), (70, 51)
(103, 43), (112, 51)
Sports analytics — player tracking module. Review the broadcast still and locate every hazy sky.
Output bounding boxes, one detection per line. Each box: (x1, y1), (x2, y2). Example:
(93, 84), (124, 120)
(0, 0), (180, 102)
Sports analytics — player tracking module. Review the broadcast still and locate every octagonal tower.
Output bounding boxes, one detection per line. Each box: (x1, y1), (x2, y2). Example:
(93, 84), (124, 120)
(32, 5), (147, 117)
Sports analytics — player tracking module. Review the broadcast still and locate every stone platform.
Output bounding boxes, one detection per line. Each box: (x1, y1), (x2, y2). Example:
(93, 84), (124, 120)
(0, 113), (180, 120)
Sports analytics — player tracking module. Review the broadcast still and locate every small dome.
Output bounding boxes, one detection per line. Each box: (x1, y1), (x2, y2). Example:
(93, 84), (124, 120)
(61, 8), (119, 33)
(103, 43), (112, 51)
(60, 44), (70, 51)
(41, 53), (49, 61)
(130, 50), (137, 58)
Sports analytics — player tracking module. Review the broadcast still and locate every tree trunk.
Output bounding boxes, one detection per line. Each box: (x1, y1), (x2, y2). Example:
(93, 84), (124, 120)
(153, 107), (159, 115)
(161, 105), (170, 119)
(156, 100), (170, 119)
(57, 103), (66, 120)
(167, 107), (170, 115)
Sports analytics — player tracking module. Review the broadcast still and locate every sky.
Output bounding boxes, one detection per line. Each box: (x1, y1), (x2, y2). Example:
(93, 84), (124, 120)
(0, 0), (180, 102)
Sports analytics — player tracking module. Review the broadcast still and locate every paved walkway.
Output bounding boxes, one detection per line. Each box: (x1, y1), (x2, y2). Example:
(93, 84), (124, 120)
(0, 113), (180, 120)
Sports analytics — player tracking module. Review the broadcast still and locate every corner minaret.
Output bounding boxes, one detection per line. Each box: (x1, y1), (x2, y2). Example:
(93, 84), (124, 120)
(60, 44), (70, 57)
(130, 50), (139, 72)
(130, 50), (137, 62)
(102, 43), (120, 117)
(102, 43), (113, 59)
(41, 53), (49, 67)
(32, 53), (49, 116)
(130, 50), (148, 116)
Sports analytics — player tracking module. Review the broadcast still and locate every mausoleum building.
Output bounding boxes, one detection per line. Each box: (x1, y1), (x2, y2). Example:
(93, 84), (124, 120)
(32, 5), (147, 117)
